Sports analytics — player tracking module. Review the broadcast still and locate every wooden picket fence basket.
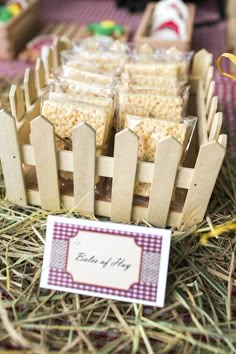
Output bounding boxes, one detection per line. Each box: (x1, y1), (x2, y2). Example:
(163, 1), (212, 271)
(0, 43), (227, 229)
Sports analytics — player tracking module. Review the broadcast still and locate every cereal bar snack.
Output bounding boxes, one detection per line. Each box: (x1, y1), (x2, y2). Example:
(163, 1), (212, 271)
(118, 87), (189, 128)
(59, 66), (117, 85)
(123, 62), (179, 78)
(61, 49), (128, 75)
(41, 95), (112, 150)
(125, 114), (193, 197)
(121, 72), (179, 88)
(130, 45), (193, 79)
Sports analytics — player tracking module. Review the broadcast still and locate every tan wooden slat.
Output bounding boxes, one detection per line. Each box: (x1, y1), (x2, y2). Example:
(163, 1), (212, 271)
(30, 115), (60, 210)
(17, 97), (41, 144)
(52, 36), (60, 69)
(43, 46), (53, 81)
(23, 68), (37, 110)
(204, 66), (214, 97)
(35, 58), (46, 94)
(181, 141), (226, 227)
(21, 144), (194, 189)
(205, 81), (215, 114)
(191, 49), (213, 81)
(72, 123), (95, 213)
(26, 189), (183, 228)
(111, 129), (138, 223)
(147, 136), (181, 228)
(0, 110), (27, 206)
(197, 80), (208, 145)
(59, 35), (73, 51)
(209, 112), (223, 142)
(207, 96), (218, 132)
(9, 84), (25, 122)
(218, 134), (227, 149)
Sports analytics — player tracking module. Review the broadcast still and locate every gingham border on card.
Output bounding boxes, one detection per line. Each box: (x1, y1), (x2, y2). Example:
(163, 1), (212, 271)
(53, 222), (162, 253)
(48, 222), (163, 302)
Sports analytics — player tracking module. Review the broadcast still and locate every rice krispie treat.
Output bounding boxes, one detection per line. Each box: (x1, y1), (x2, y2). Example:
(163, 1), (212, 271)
(61, 66), (116, 85)
(62, 50), (128, 75)
(42, 98), (110, 148)
(125, 114), (189, 197)
(123, 63), (179, 78)
(119, 90), (184, 128)
(121, 72), (179, 88)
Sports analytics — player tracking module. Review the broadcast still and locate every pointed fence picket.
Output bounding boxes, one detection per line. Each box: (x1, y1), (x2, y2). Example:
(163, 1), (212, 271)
(9, 84), (25, 122)
(0, 44), (228, 229)
(72, 122), (96, 213)
(24, 68), (37, 109)
(30, 116), (60, 210)
(111, 129), (138, 223)
(147, 136), (181, 228)
(0, 111), (27, 207)
(35, 58), (46, 94)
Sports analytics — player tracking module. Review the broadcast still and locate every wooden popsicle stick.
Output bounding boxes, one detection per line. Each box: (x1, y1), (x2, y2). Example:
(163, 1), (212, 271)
(209, 112), (223, 142)
(205, 81), (215, 115)
(35, 58), (46, 94)
(207, 96), (218, 132)
(9, 84), (25, 122)
(24, 68), (37, 109)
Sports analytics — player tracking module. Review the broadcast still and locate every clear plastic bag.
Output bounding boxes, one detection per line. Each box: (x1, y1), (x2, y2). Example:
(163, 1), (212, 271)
(49, 79), (115, 105)
(61, 49), (128, 76)
(74, 36), (131, 54)
(125, 114), (197, 197)
(41, 91), (113, 152)
(127, 44), (194, 79)
(118, 85), (190, 129)
(120, 77), (188, 95)
(121, 71), (180, 88)
(55, 66), (117, 86)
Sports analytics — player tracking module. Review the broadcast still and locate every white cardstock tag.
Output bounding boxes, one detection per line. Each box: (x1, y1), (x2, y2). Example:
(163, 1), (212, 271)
(40, 216), (171, 307)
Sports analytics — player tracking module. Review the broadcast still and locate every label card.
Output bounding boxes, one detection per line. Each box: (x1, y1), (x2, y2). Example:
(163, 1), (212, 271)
(40, 216), (171, 307)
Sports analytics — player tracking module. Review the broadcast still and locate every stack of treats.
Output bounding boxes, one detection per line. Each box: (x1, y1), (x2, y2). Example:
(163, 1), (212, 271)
(41, 38), (196, 197)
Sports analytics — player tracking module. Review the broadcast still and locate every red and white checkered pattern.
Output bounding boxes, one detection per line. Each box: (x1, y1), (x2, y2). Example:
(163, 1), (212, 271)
(48, 268), (157, 301)
(53, 222), (163, 253)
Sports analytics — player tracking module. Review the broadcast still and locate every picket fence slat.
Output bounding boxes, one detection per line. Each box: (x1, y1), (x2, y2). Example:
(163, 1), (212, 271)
(9, 85), (25, 122)
(209, 112), (223, 142)
(72, 123), (95, 213)
(35, 58), (46, 94)
(111, 129), (138, 223)
(43, 47), (53, 81)
(207, 96), (218, 132)
(17, 98), (41, 144)
(0, 111), (27, 206)
(52, 37), (60, 69)
(204, 66), (214, 97)
(191, 49), (213, 81)
(197, 80), (208, 145)
(205, 81), (215, 115)
(181, 140), (226, 226)
(218, 134), (227, 149)
(148, 136), (181, 227)
(30, 115), (60, 210)
(24, 68), (37, 109)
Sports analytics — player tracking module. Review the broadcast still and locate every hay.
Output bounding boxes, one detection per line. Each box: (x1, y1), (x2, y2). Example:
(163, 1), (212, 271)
(0, 153), (235, 354)
(0, 75), (235, 353)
